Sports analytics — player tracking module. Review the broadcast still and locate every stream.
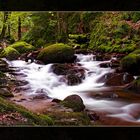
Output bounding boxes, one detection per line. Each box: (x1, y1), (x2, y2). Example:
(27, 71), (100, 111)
(5, 54), (140, 124)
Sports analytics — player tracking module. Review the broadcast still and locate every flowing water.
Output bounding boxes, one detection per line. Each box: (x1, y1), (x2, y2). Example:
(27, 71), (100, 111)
(5, 54), (140, 124)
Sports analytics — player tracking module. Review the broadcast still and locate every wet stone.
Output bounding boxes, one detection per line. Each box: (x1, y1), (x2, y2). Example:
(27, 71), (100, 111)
(52, 98), (61, 103)
(32, 93), (49, 100)
(88, 112), (100, 121)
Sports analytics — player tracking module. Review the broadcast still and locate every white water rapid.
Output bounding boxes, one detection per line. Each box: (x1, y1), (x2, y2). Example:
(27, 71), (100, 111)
(6, 54), (140, 123)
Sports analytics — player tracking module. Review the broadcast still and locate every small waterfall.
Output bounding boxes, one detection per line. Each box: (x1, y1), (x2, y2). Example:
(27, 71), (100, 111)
(6, 53), (140, 123)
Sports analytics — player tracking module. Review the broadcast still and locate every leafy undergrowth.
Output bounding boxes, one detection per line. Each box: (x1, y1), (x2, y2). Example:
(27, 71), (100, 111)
(0, 97), (53, 126)
(89, 12), (140, 53)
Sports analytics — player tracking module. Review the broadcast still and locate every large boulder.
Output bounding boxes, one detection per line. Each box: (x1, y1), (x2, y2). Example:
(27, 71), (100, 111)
(0, 47), (20, 60)
(8, 41), (35, 54)
(121, 49), (140, 75)
(37, 43), (75, 64)
(105, 73), (134, 86)
(61, 94), (85, 112)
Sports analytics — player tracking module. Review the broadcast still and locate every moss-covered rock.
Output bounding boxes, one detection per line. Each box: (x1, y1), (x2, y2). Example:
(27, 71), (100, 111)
(8, 41), (35, 54)
(0, 47), (20, 60)
(121, 49), (140, 75)
(61, 94), (85, 112)
(37, 43), (75, 64)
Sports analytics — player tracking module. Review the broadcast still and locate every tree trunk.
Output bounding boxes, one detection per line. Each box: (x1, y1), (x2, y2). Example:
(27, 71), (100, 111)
(8, 23), (11, 37)
(18, 16), (21, 40)
(56, 12), (61, 42)
(0, 12), (9, 39)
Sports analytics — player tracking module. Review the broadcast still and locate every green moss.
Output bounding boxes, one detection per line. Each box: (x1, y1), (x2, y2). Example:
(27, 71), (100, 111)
(0, 47), (20, 60)
(35, 38), (46, 48)
(37, 43), (74, 64)
(0, 97), (53, 126)
(8, 41), (35, 54)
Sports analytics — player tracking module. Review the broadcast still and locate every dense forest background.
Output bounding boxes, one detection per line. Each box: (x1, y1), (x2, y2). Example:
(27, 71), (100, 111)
(1, 11), (140, 53)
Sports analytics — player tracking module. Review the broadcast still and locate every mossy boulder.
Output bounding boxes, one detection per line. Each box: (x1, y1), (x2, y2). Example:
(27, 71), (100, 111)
(37, 43), (75, 64)
(121, 49), (140, 75)
(0, 47), (20, 60)
(61, 94), (85, 112)
(8, 41), (35, 54)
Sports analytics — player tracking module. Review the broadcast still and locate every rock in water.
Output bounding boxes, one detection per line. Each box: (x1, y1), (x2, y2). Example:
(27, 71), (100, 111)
(66, 74), (82, 86)
(125, 77), (140, 92)
(51, 63), (85, 85)
(61, 94), (85, 112)
(105, 73), (134, 86)
(32, 93), (49, 100)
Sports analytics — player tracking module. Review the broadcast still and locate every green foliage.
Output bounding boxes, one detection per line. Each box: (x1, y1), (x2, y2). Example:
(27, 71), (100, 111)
(8, 41), (35, 54)
(37, 43), (74, 64)
(89, 12), (140, 53)
(0, 47), (20, 60)
(0, 97), (53, 125)
(122, 12), (140, 22)
(113, 23), (131, 38)
(35, 38), (46, 48)
(69, 34), (88, 43)
(22, 12), (57, 45)
(68, 34), (90, 49)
